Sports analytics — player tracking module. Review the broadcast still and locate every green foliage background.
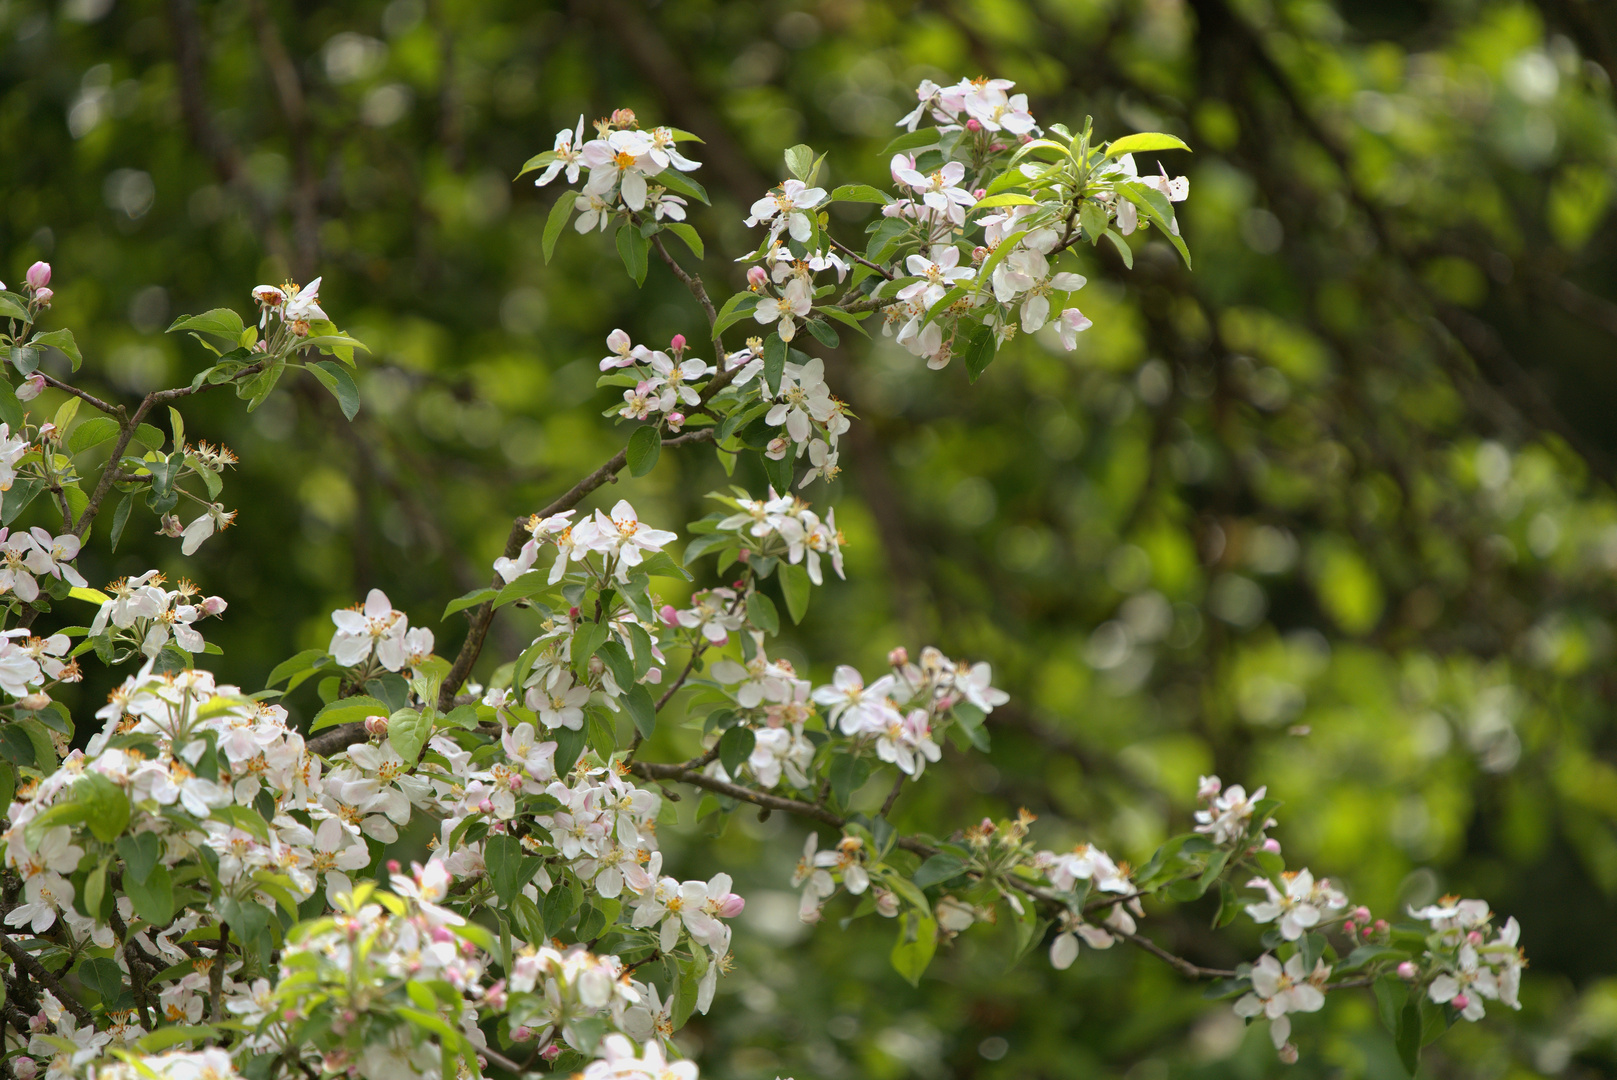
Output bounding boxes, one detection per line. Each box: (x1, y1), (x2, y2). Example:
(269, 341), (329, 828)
(5, 0), (1617, 1076)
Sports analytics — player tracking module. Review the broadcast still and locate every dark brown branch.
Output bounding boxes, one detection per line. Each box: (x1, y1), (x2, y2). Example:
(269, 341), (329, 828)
(0, 931), (92, 1024)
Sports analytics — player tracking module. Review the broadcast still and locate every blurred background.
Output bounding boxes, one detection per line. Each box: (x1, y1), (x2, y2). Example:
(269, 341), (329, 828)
(5, 0), (1617, 1076)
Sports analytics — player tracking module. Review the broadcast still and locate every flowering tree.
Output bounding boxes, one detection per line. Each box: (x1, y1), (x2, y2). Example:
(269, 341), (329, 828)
(0, 77), (1525, 1080)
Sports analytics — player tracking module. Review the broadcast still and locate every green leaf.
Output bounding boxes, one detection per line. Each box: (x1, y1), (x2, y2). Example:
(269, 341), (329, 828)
(831, 184), (891, 205)
(1079, 200), (1110, 245)
(1116, 183), (1192, 269)
(308, 360), (361, 420)
(890, 912), (938, 986)
(76, 956), (126, 1005)
(210, 803), (271, 843)
(389, 707), (432, 765)
(804, 318), (839, 348)
(0, 295), (29, 321)
(543, 195), (574, 263)
(67, 416), (120, 456)
(83, 855), (109, 921)
(665, 223), (705, 260)
(1104, 228), (1135, 269)
(617, 224), (650, 286)
(133, 1025), (218, 1053)
(958, 322), (997, 383)
(718, 725), (756, 776)
(972, 192), (1037, 209)
(116, 832), (162, 885)
(763, 334), (787, 396)
(167, 308), (246, 340)
(1396, 999), (1423, 1076)
(816, 306), (871, 338)
(624, 683), (657, 741)
(440, 587), (495, 620)
(108, 493), (133, 552)
(125, 863), (174, 925)
(0, 381), (22, 429)
(493, 571), (554, 610)
(133, 422), (166, 450)
(912, 853), (967, 889)
(485, 835), (540, 906)
(1105, 132), (1193, 158)
(571, 619), (610, 678)
(746, 591), (780, 635)
(779, 561), (811, 624)
(784, 144), (815, 180)
(514, 149), (557, 179)
(29, 329), (81, 370)
(655, 168), (710, 206)
(711, 291), (762, 338)
(307, 694), (390, 733)
(266, 648), (330, 689)
(81, 772), (130, 843)
(627, 425), (662, 477)
(882, 128), (943, 158)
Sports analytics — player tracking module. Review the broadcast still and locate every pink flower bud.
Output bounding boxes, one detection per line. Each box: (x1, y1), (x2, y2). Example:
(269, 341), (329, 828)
(431, 925), (455, 943)
(1019, 133), (1033, 144)
(670, 333), (686, 353)
(364, 715), (390, 737)
(989, 142), (1007, 152)
(478, 799), (494, 815)
(33, 288), (52, 307)
(1197, 775), (1223, 800)
(15, 373), (45, 401)
(965, 118), (982, 132)
(1373, 919), (1388, 932)
(888, 646), (909, 666)
(1353, 906), (1372, 922)
(1362, 925), (1373, 938)
(737, 548), (751, 563)
(747, 266), (769, 289)
(1467, 930), (1483, 945)
(971, 246), (989, 264)
(387, 859), (401, 873)
(202, 596), (228, 616)
(659, 604), (679, 627)
(1342, 921), (1356, 936)
(1262, 838), (1282, 854)
(512, 1026), (532, 1041)
(508, 773), (523, 791)
(569, 606), (581, 619)
(1397, 961), (1418, 980)
(540, 1045), (562, 1062)
(25, 262), (50, 290)
(972, 188), (986, 199)
(1451, 993), (1470, 1011)
(587, 655), (605, 677)
(667, 411), (686, 431)
(715, 892), (746, 918)
(1277, 1042), (1298, 1065)
(610, 107), (637, 128)
(14, 1057), (36, 1080)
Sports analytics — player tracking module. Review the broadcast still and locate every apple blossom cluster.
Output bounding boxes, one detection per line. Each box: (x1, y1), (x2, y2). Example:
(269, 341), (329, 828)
(1408, 898), (1524, 1021)
(328, 588), (434, 673)
(599, 331), (711, 430)
(88, 570), (228, 661)
(525, 109), (703, 230)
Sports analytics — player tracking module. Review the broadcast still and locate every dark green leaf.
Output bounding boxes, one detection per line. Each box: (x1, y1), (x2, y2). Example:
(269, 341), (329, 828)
(627, 425), (661, 477)
(30, 328), (81, 370)
(309, 360), (361, 420)
(616, 224), (650, 286)
(542, 195), (574, 263)
(718, 725), (756, 776)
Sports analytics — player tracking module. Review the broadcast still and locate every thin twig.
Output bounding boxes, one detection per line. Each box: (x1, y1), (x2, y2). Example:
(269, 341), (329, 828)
(0, 931), (92, 1024)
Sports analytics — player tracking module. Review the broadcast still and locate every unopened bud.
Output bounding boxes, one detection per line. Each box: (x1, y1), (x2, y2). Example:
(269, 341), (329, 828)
(1352, 906), (1372, 922)
(364, 715), (390, 737)
(33, 288), (52, 307)
(1262, 838), (1282, 854)
(1397, 961), (1418, 980)
(202, 595), (228, 616)
(17, 692), (49, 711)
(540, 1045), (562, 1062)
(972, 188), (986, 199)
(971, 246), (989, 264)
(965, 118), (982, 132)
(670, 333), (686, 353)
(737, 548), (751, 563)
(887, 646), (909, 667)
(478, 799), (494, 815)
(667, 411), (686, 431)
(569, 606), (581, 619)
(747, 266), (768, 289)
(1373, 918), (1388, 932)
(512, 1026), (532, 1041)
(25, 262), (51, 290)
(1466, 929), (1483, 945)
(387, 859), (401, 873)
(1277, 1042), (1298, 1065)
(988, 142), (1007, 152)
(1342, 921), (1355, 936)
(587, 655), (605, 677)
(765, 436), (790, 459)
(14, 1057), (35, 1080)
(1018, 133), (1033, 144)
(1451, 993), (1470, 1011)
(715, 892), (746, 918)
(610, 107), (637, 128)
(874, 887), (900, 918)
(660, 604), (679, 627)
(15, 374), (45, 401)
